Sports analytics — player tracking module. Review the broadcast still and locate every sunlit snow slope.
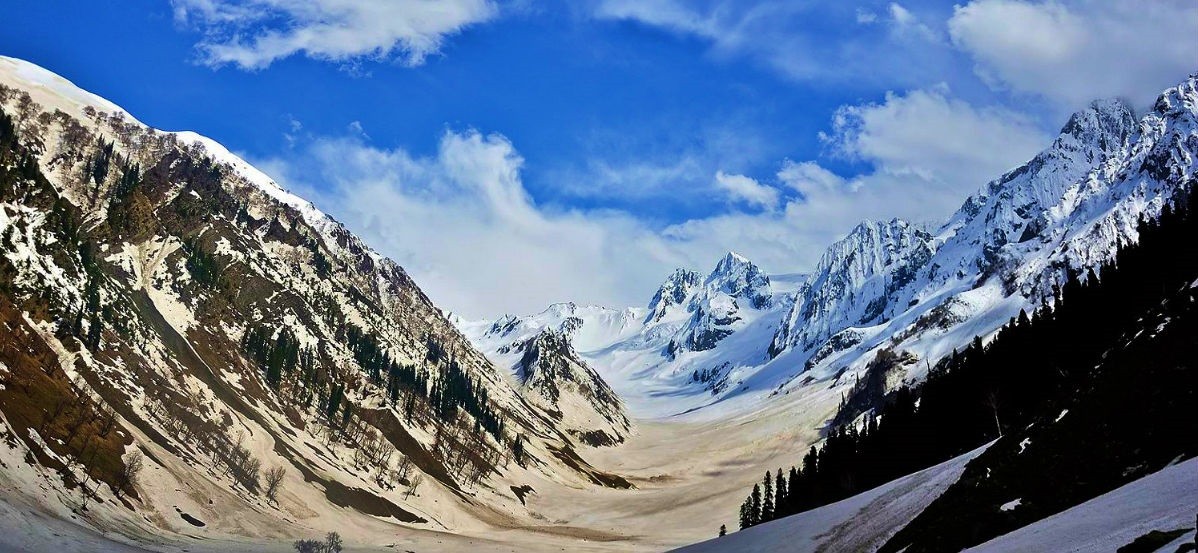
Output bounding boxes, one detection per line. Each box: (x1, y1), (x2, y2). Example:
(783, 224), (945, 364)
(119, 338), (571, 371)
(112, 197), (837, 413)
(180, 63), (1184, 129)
(463, 73), (1198, 420)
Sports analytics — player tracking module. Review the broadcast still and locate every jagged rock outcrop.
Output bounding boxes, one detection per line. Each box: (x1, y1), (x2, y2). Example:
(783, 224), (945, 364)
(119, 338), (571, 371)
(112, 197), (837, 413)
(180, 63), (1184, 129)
(647, 268), (702, 322)
(770, 219), (933, 356)
(513, 330), (630, 446)
(770, 77), (1196, 378)
(671, 252), (773, 354)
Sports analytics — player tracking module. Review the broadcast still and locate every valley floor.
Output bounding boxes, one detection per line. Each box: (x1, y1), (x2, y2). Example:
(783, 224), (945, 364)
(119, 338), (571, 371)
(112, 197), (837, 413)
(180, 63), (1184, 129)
(0, 379), (845, 553)
(3, 371), (1195, 553)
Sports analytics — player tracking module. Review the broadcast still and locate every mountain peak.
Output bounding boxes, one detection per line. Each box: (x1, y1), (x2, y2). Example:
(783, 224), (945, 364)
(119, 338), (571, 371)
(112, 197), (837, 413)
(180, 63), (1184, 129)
(1151, 72), (1198, 116)
(706, 252), (771, 310)
(720, 250), (750, 264)
(1058, 97), (1137, 144)
(646, 268), (703, 322)
(709, 251), (757, 277)
(849, 218), (917, 237)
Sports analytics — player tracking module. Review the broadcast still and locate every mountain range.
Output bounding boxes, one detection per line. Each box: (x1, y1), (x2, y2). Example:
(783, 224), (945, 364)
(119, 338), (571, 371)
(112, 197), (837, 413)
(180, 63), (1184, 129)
(460, 82), (1195, 426)
(0, 54), (1194, 552)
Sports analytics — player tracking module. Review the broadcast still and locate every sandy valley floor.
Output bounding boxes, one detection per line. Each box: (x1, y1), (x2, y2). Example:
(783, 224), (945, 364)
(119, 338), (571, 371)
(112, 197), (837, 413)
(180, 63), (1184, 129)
(0, 378), (847, 553)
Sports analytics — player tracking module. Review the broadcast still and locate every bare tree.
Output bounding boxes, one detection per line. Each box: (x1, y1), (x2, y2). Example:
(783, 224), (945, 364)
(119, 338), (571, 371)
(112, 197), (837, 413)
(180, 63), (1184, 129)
(115, 450), (144, 499)
(293, 539), (321, 553)
(323, 532), (343, 553)
(41, 396), (70, 432)
(395, 455), (414, 483)
(96, 405), (118, 438)
(404, 474), (423, 500)
(294, 532), (343, 553)
(63, 401), (94, 448)
(264, 466), (286, 505)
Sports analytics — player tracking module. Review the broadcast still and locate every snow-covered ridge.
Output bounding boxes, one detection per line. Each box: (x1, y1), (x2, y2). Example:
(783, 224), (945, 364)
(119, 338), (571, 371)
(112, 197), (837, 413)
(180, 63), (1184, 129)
(464, 72), (1198, 420)
(512, 329), (631, 446)
(170, 131), (332, 229)
(0, 53), (636, 550)
(0, 56), (130, 119)
(461, 251), (790, 418)
(0, 56), (358, 264)
(770, 218), (934, 357)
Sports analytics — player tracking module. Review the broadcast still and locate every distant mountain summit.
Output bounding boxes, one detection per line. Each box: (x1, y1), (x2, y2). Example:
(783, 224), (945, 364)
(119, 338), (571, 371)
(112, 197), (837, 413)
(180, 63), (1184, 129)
(464, 72), (1198, 419)
(513, 329), (630, 446)
(770, 219), (934, 358)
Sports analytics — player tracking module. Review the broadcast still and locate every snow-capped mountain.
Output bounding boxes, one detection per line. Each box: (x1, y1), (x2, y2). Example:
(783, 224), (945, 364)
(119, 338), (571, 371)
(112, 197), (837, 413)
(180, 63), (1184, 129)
(511, 329), (631, 446)
(451, 301), (633, 446)
(769, 218), (934, 358)
(670, 252), (774, 354)
(768, 85), (1194, 384)
(464, 73), (1198, 420)
(646, 268), (702, 322)
(461, 252), (792, 417)
(0, 55), (630, 549)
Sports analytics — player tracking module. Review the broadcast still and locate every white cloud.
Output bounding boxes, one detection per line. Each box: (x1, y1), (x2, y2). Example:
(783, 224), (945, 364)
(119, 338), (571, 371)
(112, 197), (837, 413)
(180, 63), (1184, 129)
(172, 0), (499, 70)
(561, 156), (705, 201)
(538, 118), (777, 217)
(591, 0), (955, 87)
(256, 88), (1049, 318)
(823, 86), (1046, 185)
(259, 130), (697, 318)
(888, 3), (939, 42)
(714, 171), (779, 210)
(664, 87), (1050, 272)
(948, 0), (1198, 108)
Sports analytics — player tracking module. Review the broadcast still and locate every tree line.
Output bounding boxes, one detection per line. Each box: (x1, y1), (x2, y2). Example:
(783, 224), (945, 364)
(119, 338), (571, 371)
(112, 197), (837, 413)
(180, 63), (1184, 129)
(737, 186), (1197, 531)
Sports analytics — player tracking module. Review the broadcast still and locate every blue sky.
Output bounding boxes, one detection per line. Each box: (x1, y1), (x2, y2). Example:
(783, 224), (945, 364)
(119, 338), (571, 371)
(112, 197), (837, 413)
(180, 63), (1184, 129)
(4, 0), (1196, 316)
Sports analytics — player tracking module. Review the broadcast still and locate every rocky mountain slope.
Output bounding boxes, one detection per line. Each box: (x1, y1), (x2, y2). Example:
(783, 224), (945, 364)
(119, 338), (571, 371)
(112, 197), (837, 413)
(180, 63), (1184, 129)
(0, 55), (628, 549)
(465, 72), (1198, 420)
(510, 329), (631, 446)
(459, 252), (794, 417)
(767, 86), (1195, 382)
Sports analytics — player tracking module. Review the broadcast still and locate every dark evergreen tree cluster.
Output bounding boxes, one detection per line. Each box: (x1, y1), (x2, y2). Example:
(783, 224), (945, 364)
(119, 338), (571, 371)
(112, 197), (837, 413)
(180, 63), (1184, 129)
(183, 239), (223, 289)
(82, 139), (114, 188)
(883, 189), (1197, 552)
(429, 359), (504, 442)
(103, 158), (147, 233)
(255, 320), (507, 445)
(303, 237), (333, 278)
(735, 186), (1197, 530)
(60, 227), (107, 351)
(341, 324), (431, 414)
(0, 107), (53, 198)
(241, 325), (315, 391)
(326, 381), (345, 421)
(109, 161), (139, 199)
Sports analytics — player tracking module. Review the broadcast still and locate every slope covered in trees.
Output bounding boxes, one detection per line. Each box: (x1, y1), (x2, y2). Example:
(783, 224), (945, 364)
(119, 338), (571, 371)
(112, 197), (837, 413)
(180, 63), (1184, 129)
(737, 185), (1196, 533)
(0, 58), (641, 552)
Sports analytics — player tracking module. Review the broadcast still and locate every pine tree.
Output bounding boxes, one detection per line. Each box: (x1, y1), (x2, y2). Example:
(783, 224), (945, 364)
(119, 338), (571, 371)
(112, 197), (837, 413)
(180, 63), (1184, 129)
(774, 468), (786, 519)
(761, 471), (774, 522)
(786, 466), (800, 516)
(512, 434), (525, 466)
(749, 483), (761, 526)
(326, 382), (343, 421)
